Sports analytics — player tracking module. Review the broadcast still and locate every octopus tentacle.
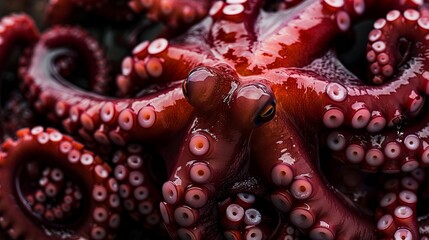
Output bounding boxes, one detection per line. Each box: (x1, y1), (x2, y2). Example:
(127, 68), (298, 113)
(19, 26), (112, 95)
(0, 127), (120, 239)
(273, 53), (429, 133)
(45, 0), (75, 25)
(252, 0), (424, 70)
(375, 170), (425, 239)
(251, 116), (377, 239)
(209, 0), (264, 28)
(208, 0), (265, 75)
(367, 8), (429, 84)
(250, 0), (358, 70)
(117, 37), (213, 96)
(0, 14), (39, 139)
(243, 6), (429, 132)
(323, 102), (429, 173)
(0, 14), (39, 71)
(111, 145), (163, 228)
(128, 0), (213, 28)
(160, 66), (277, 239)
(218, 192), (301, 239)
(280, 8), (429, 131)
(19, 27), (193, 146)
(5, 0), (429, 239)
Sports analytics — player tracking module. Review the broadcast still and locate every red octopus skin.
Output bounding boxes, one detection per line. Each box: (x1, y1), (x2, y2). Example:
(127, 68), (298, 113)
(2, 0), (429, 240)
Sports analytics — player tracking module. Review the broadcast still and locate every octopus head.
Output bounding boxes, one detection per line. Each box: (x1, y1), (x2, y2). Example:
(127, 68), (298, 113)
(161, 66), (277, 238)
(183, 65), (276, 130)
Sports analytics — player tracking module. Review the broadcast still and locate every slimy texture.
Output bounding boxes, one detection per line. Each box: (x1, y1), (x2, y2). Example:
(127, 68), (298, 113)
(2, 0), (429, 239)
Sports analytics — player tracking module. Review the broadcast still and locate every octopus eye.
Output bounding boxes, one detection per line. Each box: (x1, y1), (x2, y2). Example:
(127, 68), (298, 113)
(231, 83), (276, 129)
(255, 102), (276, 125)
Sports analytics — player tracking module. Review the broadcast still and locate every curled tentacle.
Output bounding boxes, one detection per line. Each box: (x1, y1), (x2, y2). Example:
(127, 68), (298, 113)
(19, 26), (193, 146)
(19, 26), (112, 96)
(251, 0), (363, 70)
(0, 14), (39, 139)
(250, 5), (429, 132)
(0, 127), (120, 239)
(0, 14), (39, 72)
(247, 3), (429, 132)
(366, 8), (429, 84)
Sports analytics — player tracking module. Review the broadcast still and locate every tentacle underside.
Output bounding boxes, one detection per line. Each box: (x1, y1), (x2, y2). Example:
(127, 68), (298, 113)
(111, 145), (164, 229)
(375, 171), (426, 239)
(0, 127), (120, 240)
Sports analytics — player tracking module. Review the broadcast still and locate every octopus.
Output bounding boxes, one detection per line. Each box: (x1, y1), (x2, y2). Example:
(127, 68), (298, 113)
(1, 0), (429, 239)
